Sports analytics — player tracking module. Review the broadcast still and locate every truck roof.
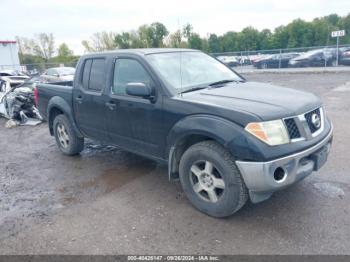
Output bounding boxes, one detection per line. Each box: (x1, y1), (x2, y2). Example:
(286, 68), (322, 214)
(82, 48), (199, 58)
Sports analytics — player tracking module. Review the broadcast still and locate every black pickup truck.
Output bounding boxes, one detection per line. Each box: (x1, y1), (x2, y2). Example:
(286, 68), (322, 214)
(35, 49), (333, 217)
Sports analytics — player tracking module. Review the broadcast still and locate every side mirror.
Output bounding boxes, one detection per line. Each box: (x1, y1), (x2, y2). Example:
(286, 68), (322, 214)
(126, 82), (153, 99)
(53, 73), (60, 77)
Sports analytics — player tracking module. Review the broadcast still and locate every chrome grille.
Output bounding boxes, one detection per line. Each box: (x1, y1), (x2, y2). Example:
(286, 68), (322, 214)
(305, 108), (322, 133)
(283, 107), (324, 143)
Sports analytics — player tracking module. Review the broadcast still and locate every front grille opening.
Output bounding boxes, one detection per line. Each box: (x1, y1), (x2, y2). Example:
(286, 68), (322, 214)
(305, 108), (321, 133)
(284, 118), (301, 139)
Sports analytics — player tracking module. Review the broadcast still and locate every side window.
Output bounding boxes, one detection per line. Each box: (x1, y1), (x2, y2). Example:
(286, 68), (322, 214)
(82, 59), (92, 89)
(89, 59), (106, 91)
(113, 59), (153, 95)
(81, 58), (105, 91)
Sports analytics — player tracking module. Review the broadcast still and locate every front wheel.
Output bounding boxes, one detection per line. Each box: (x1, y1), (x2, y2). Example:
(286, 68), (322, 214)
(53, 114), (84, 155)
(179, 141), (248, 217)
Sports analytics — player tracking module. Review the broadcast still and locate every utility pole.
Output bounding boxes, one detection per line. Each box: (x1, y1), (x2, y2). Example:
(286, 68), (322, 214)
(336, 35), (339, 66)
(331, 30), (346, 67)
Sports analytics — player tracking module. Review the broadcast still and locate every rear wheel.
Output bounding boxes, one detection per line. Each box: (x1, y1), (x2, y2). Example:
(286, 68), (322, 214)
(179, 141), (248, 217)
(53, 114), (84, 155)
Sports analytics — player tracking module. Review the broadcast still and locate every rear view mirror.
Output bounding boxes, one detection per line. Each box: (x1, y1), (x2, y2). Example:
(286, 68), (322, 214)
(126, 82), (152, 98)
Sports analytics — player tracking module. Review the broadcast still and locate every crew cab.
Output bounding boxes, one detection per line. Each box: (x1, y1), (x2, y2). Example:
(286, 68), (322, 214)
(35, 49), (333, 217)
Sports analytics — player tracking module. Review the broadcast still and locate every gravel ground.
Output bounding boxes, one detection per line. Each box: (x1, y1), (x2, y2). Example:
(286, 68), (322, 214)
(0, 72), (349, 255)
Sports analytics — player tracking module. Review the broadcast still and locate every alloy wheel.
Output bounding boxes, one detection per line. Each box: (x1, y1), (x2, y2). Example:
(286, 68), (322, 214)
(189, 160), (225, 203)
(57, 123), (70, 148)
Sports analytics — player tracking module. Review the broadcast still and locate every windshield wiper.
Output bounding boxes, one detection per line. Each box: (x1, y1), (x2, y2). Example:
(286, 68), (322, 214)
(179, 86), (207, 94)
(179, 79), (242, 94)
(208, 79), (238, 87)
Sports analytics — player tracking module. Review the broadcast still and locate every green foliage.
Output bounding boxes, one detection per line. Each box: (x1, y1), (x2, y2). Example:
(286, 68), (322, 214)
(115, 32), (133, 49)
(84, 13), (350, 53)
(49, 43), (76, 64)
(182, 23), (193, 39)
(113, 22), (169, 49)
(18, 54), (45, 65)
(17, 12), (350, 68)
(188, 33), (204, 50)
(16, 34), (78, 67)
(57, 43), (73, 57)
(208, 34), (222, 53)
(259, 29), (273, 50)
(168, 30), (184, 48)
(220, 32), (239, 52)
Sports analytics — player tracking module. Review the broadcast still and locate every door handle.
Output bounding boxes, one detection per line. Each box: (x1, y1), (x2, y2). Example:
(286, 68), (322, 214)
(105, 101), (117, 110)
(75, 96), (83, 104)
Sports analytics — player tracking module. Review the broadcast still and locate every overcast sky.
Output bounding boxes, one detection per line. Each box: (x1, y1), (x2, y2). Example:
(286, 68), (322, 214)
(1, 0), (349, 54)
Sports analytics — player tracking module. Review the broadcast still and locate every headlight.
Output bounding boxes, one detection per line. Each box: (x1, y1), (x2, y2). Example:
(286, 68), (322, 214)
(245, 120), (290, 146)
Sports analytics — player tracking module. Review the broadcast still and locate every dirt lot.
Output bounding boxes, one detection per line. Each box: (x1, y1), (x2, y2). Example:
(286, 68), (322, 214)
(0, 72), (349, 254)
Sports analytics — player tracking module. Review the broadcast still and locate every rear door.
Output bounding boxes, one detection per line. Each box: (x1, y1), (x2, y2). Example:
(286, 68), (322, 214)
(105, 56), (164, 158)
(73, 57), (109, 141)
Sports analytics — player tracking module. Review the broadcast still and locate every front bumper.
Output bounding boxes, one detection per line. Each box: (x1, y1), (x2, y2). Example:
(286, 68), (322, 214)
(236, 126), (333, 203)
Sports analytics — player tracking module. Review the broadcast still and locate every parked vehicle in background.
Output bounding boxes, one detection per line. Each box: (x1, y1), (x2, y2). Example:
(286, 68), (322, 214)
(39, 67), (75, 83)
(289, 49), (336, 67)
(254, 53), (300, 69)
(216, 56), (239, 67)
(0, 70), (30, 87)
(339, 47), (350, 65)
(35, 49), (333, 218)
(0, 80), (42, 126)
(249, 54), (269, 65)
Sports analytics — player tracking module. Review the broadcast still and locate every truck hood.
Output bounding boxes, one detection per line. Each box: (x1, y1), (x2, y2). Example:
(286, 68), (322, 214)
(181, 81), (321, 121)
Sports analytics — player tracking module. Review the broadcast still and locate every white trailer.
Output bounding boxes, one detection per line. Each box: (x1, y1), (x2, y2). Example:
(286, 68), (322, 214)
(0, 40), (21, 71)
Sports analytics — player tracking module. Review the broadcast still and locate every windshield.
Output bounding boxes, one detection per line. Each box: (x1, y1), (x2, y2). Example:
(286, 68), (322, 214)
(146, 51), (242, 94)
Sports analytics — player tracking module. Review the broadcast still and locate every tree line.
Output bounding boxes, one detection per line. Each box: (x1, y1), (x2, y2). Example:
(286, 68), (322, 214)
(16, 33), (79, 67)
(81, 13), (350, 53)
(16, 12), (350, 66)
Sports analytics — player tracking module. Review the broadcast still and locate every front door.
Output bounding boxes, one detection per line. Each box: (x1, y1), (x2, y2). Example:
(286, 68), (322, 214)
(105, 57), (164, 158)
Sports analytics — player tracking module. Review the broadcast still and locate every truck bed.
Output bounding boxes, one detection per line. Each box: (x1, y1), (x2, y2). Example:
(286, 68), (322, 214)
(36, 81), (73, 120)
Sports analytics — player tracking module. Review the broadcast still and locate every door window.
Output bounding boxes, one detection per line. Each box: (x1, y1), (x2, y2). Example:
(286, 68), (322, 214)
(89, 59), (106, 91)
(82, 59), (92, 89)
(81, 58), (105, 91)
(113, 59), (153, 95)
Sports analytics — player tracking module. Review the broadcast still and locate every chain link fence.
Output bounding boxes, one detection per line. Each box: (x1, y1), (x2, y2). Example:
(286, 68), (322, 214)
(1, 44), (350, 75)
(211, 44), (350, 70)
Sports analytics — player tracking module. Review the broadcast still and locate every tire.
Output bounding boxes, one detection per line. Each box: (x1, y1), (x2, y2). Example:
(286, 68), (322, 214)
(53, 114), (84, 155)
(179, 141), (248, 218)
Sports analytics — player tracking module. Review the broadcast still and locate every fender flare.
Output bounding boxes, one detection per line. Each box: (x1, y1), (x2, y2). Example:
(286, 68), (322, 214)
(166, 115), (237, 152)
(166, 114), (264, 179)
(47, 96), (83, 137)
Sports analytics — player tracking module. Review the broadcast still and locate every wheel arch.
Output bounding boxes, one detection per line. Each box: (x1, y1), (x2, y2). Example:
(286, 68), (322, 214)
(166, 115), (251, 180)
(47, 96), (82, 137)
